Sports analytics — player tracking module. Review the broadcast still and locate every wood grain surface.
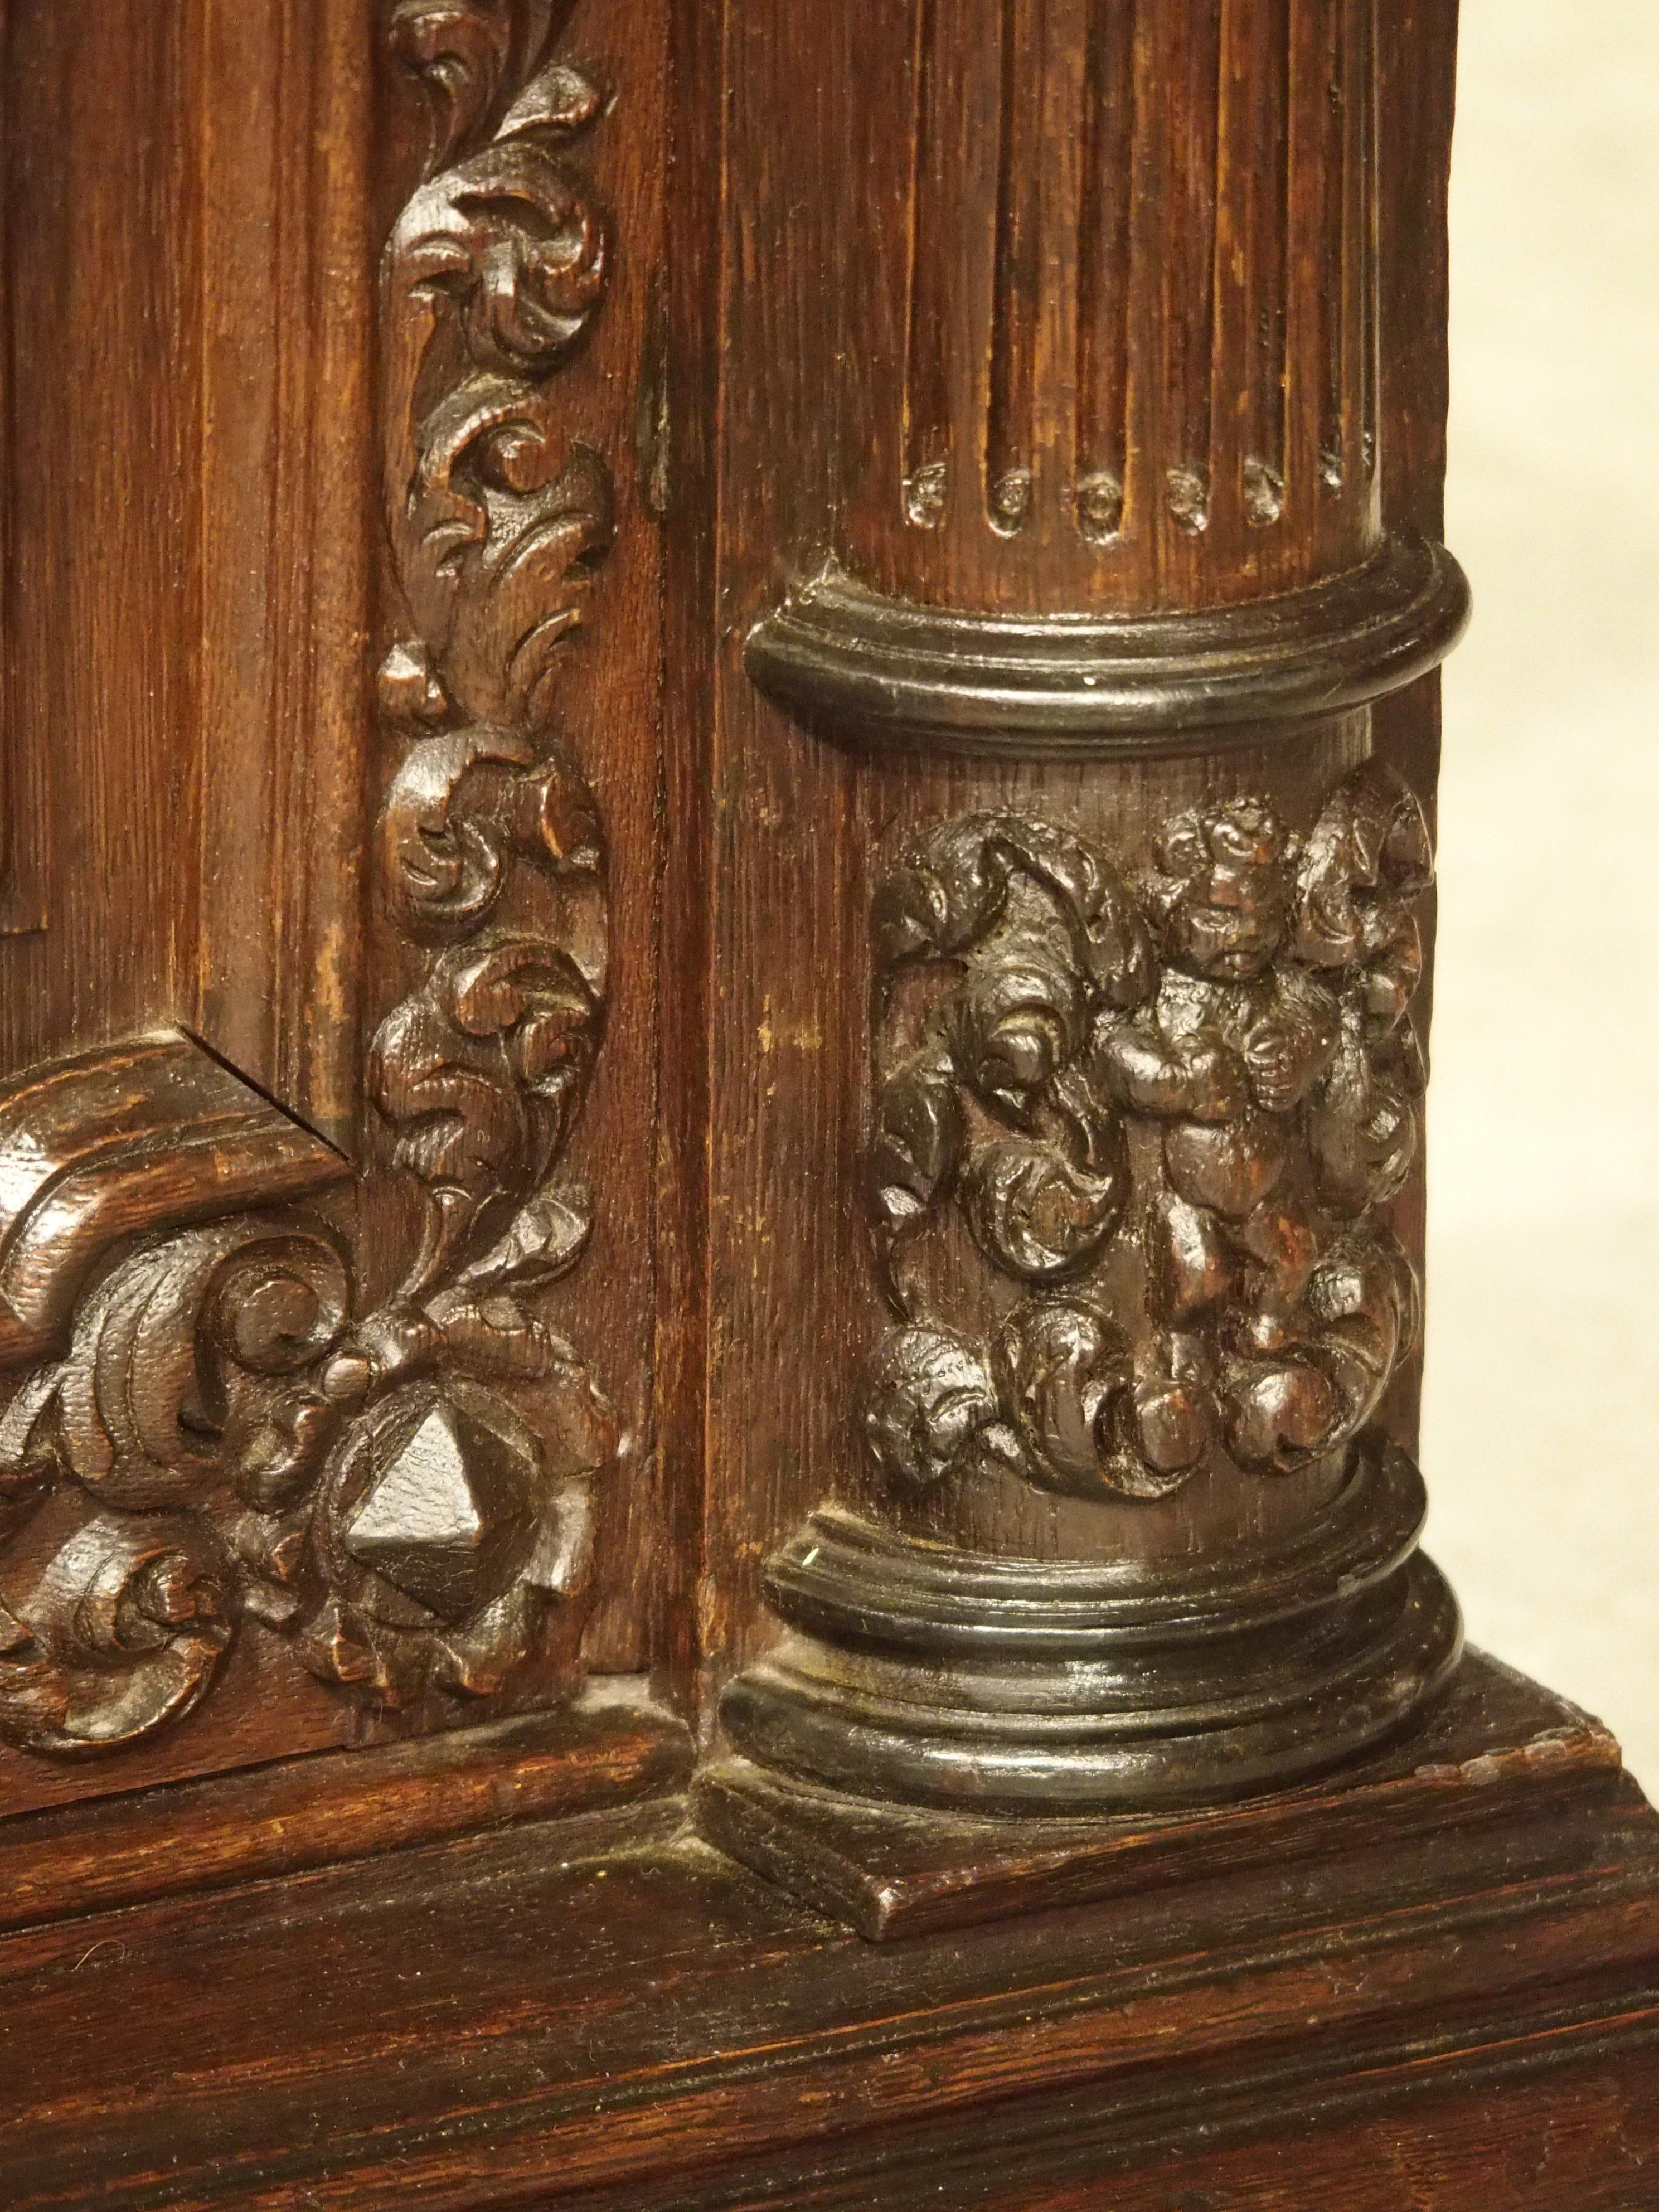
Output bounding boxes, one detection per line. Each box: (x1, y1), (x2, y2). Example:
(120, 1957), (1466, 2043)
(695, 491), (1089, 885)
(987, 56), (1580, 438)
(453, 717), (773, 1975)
(3, 1653), (1658, 2210)
(6, 4), (1658, 2208)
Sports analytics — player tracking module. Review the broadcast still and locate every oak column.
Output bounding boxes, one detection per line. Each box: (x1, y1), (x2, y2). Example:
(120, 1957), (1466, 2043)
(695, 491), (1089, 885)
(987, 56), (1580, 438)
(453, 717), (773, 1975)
(698, 0), (1469, 1835)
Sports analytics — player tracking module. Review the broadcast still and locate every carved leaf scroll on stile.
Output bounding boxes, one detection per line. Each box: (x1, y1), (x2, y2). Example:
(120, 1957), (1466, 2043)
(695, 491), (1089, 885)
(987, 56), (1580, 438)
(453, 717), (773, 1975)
(0, 0), (620, 1757)
(862, 761), (1433, 1506)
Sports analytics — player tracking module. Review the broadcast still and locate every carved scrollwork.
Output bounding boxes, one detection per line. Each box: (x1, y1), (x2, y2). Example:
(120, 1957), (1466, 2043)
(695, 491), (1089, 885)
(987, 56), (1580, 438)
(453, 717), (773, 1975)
(862, 761), (1433, 1505)
(0, 1514), (234, 1759)
(0, 0), (619, 1760)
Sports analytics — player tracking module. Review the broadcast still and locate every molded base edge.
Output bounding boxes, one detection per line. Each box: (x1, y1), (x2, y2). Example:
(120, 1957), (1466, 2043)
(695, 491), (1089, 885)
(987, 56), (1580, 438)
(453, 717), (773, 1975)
(698, 1650), (1616, 1937)
(7, 1651), (1659, 2210)
(0, 1689), (693, 1932)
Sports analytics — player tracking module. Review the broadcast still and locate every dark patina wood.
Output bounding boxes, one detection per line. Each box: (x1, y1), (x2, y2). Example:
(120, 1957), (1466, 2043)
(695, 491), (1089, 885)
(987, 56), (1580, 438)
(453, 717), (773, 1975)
(6, 1658), (1659, 2211)
(706, 0), (1466, 1839)
(0, 2), (1653, 2208)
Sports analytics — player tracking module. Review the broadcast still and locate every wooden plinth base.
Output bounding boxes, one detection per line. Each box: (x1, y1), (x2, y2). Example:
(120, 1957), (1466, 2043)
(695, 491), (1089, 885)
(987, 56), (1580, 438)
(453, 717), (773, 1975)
(696, 1650), (1616, 1938)
(0, 1690), (693, 1935)
(6, 1652), (1659, 2210)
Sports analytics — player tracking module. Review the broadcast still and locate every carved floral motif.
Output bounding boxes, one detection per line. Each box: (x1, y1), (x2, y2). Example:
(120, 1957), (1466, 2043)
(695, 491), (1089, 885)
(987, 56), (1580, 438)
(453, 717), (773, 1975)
(0, 0), (618, 1754)
(863, 761), (1432, 1503)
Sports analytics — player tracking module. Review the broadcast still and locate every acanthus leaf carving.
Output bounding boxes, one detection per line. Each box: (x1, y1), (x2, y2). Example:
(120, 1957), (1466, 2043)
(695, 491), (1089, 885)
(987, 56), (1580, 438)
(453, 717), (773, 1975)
(861, 761), (1434, 1505)
(0, 0), (620, 1759)
(0, 1514), (235, 1759)
(387, 1), (588, 183)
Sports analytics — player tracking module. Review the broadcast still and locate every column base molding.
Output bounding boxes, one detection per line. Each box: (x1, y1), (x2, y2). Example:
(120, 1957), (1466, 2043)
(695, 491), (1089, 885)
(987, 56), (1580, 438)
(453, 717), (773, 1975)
(698, 1650), (1624, 1940)
(715, 1438), (1462, 1823)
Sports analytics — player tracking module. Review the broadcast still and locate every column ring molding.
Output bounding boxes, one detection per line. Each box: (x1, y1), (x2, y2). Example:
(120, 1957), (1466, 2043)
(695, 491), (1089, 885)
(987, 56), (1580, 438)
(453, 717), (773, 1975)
(745, 529), (1469, 759)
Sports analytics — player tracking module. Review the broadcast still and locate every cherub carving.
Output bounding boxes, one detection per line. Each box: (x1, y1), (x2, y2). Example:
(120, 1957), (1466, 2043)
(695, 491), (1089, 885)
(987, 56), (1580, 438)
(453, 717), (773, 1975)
(1097, 795), (1338, 1471)
(859, 760), (1435, 1504)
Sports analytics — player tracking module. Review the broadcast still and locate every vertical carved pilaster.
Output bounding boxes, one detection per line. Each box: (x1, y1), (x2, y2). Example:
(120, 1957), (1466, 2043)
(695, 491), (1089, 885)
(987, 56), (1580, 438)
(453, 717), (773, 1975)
(702, 0), (1468, 1853)
(0, 0), (624, 1792)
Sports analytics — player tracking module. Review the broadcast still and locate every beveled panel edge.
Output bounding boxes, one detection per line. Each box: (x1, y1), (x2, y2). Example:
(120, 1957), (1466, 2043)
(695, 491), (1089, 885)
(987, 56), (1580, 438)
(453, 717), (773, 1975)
(744, 529), (1469, 759)
(0, 1030), (348, 1369)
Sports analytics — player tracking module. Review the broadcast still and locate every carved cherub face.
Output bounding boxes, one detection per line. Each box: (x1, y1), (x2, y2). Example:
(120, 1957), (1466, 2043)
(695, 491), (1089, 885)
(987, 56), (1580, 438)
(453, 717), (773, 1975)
(1147, 799), (1292, 981)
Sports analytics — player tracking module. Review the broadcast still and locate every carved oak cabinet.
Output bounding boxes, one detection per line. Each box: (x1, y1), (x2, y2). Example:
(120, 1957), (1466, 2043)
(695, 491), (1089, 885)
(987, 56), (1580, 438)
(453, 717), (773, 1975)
(0, 4), (1655, 2208)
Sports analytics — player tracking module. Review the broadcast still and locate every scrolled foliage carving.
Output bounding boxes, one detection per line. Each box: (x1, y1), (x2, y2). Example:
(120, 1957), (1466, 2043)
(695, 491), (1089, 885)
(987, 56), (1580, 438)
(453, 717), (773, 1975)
(862, 761), (1433, 1505)
(0, 0), (618, 1758)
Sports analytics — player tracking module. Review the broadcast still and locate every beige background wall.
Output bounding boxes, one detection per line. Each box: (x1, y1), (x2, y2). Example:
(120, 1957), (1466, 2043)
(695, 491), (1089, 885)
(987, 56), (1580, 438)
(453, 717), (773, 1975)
(1425, 0), (1659, 1785)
